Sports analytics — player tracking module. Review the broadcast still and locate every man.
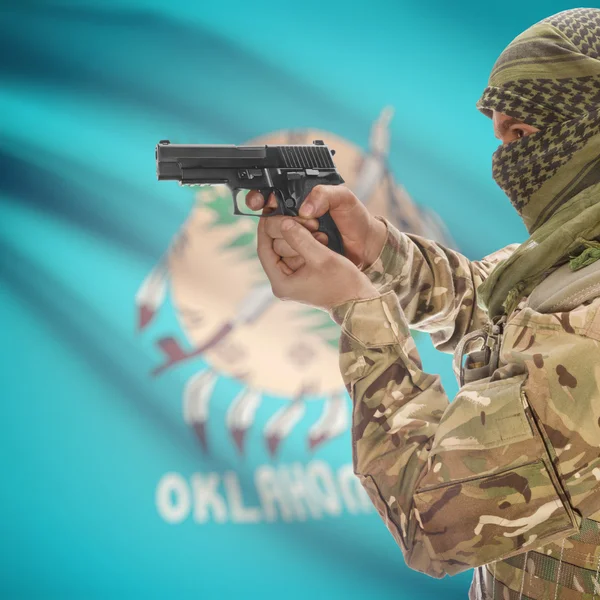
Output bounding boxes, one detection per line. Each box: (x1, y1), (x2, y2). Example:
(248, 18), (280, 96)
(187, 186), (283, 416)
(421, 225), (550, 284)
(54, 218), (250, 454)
(247, 8), (600, 599)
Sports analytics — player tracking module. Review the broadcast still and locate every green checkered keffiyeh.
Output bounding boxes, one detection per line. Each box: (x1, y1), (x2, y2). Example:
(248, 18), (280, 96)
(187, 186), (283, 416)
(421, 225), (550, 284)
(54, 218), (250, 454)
(475, 8), (600, 319)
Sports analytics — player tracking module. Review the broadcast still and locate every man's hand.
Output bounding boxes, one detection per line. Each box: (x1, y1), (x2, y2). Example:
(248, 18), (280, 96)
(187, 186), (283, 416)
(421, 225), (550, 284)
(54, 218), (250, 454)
(257, 216), (379, 311)
(246, 185), (387, 271)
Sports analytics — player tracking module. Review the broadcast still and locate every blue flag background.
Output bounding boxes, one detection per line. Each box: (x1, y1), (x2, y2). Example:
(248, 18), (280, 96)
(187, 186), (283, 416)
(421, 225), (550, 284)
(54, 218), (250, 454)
(1, 1), (585, 598)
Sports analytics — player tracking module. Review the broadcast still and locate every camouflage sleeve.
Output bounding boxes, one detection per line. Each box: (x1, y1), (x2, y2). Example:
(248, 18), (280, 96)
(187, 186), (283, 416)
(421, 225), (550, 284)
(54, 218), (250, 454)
(363, 217), (520, 353)
(330, 291), (590, 578)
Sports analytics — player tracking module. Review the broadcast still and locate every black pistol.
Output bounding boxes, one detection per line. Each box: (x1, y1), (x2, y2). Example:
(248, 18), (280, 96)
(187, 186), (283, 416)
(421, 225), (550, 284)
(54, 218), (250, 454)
(155, 139), (345, 255)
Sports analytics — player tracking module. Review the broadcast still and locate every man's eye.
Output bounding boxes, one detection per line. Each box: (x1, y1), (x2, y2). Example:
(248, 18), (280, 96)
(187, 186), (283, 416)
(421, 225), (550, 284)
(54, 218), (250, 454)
(513, 128), (525, 139)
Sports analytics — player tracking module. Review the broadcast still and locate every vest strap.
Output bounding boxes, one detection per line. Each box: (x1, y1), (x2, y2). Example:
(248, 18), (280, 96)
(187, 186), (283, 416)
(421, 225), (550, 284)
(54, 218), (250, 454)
(470, 564), (534, 600)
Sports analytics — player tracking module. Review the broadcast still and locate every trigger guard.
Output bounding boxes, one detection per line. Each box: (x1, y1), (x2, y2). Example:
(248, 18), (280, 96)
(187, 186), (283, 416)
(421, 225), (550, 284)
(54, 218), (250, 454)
(231, 187), (243, 215)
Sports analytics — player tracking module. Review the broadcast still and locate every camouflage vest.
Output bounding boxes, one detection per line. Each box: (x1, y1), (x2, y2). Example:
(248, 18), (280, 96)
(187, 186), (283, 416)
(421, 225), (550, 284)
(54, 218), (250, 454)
(455, 259), (600, 387)
(457, 259), (600, 599)
(471, 516), (600, 599)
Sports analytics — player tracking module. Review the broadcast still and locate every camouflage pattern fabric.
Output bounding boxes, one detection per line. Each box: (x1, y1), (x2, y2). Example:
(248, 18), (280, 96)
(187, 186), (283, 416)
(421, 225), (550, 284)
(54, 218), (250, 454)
(329, 218), (600, 598)
(475, 8), (600, 319)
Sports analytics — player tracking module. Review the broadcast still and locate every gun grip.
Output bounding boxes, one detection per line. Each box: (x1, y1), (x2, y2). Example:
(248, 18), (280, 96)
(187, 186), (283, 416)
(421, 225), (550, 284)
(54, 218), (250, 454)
(317, 211), (344, 256)
(293, 178), (345, 256)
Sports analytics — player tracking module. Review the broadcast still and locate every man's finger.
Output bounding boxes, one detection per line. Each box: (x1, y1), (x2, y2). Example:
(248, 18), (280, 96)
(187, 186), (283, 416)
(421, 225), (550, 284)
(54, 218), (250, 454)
(264, 215), (320, 240)
(278, 260), (294, 276)
(273, 233), (327, 257)
(246, 191), (265, 211)
(280, 219), (329, 263)
(314, 232), (328, 245)
(299, 185), (352, 218)
(257, 216), (284, 277)
(299, 218), (320, 232)
(299, 187), (324, 218)
(273, 238), (300, 258)
(283, 255), (305, 272)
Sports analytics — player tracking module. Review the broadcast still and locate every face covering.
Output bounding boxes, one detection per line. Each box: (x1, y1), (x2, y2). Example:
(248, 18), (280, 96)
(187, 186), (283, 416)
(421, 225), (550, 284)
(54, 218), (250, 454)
(475, 8), (600, 319)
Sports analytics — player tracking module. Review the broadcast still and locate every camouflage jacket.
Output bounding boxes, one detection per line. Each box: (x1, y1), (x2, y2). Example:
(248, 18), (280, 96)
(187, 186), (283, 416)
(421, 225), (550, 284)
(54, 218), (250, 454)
(329, 218), (600, 581)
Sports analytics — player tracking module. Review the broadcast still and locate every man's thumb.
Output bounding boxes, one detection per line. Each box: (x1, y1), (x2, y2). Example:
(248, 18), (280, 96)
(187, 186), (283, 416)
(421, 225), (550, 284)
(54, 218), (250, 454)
(299, 186), (332, 218)
(299, 185), (354, 218)
(280, 219), (326, 261)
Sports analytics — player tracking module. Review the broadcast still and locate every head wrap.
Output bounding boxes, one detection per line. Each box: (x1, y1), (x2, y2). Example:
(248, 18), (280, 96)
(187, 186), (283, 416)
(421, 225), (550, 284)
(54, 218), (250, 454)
(475, 8), (600, 318)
